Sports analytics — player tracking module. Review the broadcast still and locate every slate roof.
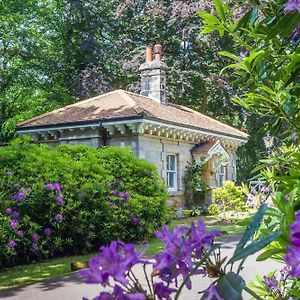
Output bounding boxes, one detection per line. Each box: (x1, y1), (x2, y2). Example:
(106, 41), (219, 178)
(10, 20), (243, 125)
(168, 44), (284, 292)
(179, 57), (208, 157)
(17, 89), (248, 140)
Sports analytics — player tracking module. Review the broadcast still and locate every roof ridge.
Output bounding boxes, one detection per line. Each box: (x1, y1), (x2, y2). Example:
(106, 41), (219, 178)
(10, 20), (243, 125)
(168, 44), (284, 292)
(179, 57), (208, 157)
(118, 90), (144, 115)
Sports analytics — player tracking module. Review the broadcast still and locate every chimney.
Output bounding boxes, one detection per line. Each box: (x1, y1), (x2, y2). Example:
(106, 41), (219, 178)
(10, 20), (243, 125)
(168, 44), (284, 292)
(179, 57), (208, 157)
(139, 44), (167, 105)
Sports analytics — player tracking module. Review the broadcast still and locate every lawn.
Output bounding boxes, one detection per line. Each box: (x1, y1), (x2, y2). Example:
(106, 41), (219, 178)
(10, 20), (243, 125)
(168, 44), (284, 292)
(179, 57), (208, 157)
(0, 215), (247, 291)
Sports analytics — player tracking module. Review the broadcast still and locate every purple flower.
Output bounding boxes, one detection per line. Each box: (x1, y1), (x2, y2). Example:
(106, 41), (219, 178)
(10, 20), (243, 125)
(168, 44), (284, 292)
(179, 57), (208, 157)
(153, 282), (176, 300)
(32, 233), (39, 241)
(285, 193), (290, 201)
(116, 177), (124, 183)
(55, 213), (63, 223)
(131, 216), (140, 225)
(5, 207), (12, 214)
(261, 186), (270, 194)
(53, 183), (62, 193)
(292, 129), (300, 143)
(292, 24), (300, 42)
(153, 220), (221, 286)
(80, 241), (145, 286)
(122, 192), (130, 200)
(10, 219), (18, 229)
(12, 190), (25, 201)
(8, 240), (17, 248)
(18, 230), (24, 238)
(12, 211), (20, 219)
(284, 0), (300, 13)
(44, 228), (52, 237)
(203, 284), (223, 300)
(32, 243), (38, 250)
(54, 196), (64, 204)
(25, 187), (31, 192)
(44, 183), (54, 190)
(284, 212), (300, 277)
(5, 171), (13, 176)
(108, 201), (114, 207)
(113, 285), (145, 300)
(263, 275), (280, 291)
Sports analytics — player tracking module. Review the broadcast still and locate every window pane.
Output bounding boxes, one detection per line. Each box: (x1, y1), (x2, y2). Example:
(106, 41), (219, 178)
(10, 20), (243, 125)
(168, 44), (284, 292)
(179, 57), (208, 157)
(167, 172), (175, 188)
(169, 155), (176, 171)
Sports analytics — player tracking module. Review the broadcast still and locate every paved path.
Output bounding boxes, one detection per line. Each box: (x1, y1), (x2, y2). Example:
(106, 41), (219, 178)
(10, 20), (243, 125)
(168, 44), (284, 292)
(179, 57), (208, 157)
(0, 235), (282, 300)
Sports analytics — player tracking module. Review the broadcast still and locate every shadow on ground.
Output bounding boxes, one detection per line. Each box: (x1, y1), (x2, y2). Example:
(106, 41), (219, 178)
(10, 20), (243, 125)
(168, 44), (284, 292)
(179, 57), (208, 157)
(0, 272), (82, 298)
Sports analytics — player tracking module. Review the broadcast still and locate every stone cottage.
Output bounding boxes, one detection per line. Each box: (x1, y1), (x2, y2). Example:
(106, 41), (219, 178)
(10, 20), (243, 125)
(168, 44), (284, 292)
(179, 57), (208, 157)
(16, 45), (248, 206)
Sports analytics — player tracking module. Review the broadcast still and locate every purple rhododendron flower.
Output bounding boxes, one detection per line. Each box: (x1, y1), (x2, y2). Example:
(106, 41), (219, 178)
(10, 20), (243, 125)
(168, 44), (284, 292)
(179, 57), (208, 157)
(285, 0), (300, 13)
(25, 187), (31, 191)
(8, 240), (17, 248)
(44, 183), (54, 190)
(131, 216), (140, 225)
(284, 212), (300, 277)
(108, 201), (114, 207)
(10, 219), (18, 229)
(5, 171), (13, 176)
(80, 241), (145, 287)
(153, 220), (221, 287)
(122, 192), (130, 200)
(18, 230), (24, 238)
(204, 284), (223, 300)
(153, 282), (176, 300)
(55, 214), (63, 223)
(12, 211), (20, 219)
(285, 193), (290, 201)
(32, 243), (38, 250)
(113, 285), (145, 300)
(54, 196), (64, 204)
(5, 207), (12, 214)
(53, 183), (62, 194)
(32, 233), (39, 241)
(44, 228), (52, 237)
(13, 190), (25, 201)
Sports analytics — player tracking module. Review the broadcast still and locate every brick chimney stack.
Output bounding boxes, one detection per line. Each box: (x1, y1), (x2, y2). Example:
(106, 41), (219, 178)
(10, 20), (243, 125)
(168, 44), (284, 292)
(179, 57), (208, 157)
(139, 44), (167, 105)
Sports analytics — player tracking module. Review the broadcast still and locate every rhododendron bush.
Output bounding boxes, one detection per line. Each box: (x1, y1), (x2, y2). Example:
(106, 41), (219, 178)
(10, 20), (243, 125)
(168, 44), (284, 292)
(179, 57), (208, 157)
(0, 138), (168, 267)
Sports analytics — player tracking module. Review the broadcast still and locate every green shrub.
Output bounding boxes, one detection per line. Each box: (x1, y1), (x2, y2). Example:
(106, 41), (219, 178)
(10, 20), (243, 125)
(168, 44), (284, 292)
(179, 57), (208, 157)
(0, 137), (169, 267)
(212, 181), (245, 212)
(208, 204), (221, 216)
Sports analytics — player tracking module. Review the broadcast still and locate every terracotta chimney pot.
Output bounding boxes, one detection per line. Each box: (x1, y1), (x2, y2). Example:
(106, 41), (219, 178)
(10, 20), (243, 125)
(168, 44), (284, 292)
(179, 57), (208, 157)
(153, 44), (162, 61)
(146, 46), (152, 62)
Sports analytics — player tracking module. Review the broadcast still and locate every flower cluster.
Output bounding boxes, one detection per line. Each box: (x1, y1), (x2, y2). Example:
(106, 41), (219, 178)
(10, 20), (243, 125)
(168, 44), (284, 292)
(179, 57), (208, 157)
(3, 174), (64, 254)
(44, 183), (64, 204)
(284, 212), (300, 278)
(81, 220), (223, 300)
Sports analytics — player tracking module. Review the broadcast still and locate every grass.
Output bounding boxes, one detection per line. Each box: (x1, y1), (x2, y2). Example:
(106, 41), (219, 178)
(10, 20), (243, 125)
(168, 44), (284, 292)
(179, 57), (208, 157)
(0, 253), (95, 291)
(0, 214), (248, 291)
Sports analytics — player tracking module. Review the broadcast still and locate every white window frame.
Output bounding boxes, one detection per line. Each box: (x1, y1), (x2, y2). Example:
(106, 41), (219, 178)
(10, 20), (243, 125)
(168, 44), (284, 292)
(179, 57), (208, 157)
(166, 153), (178, 191)
(217, 164), (227, 187)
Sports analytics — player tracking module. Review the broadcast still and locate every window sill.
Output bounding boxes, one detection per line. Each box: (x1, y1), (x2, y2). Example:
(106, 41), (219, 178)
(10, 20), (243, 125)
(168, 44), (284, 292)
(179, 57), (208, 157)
(168, 190), (183, 196)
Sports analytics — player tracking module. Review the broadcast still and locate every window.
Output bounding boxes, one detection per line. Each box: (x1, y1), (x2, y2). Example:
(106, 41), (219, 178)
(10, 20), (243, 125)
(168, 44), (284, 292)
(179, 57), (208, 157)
(218, 165), (227, 187)
(166, 154), (177, 190)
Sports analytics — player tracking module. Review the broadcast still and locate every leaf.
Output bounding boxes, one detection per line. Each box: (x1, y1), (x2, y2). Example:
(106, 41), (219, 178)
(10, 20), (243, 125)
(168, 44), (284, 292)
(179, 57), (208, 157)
(218, 51), (242, 62)
(249, 7), (258, 24)
(214, 0), (226, 22)
(256, 248), (286, 261)
(283, 99), (296, 121)
(216, 272), (246, 300)
(197, 12), (220, 24)
(235, 204), (267, 251)
(228, 232), (281, 264)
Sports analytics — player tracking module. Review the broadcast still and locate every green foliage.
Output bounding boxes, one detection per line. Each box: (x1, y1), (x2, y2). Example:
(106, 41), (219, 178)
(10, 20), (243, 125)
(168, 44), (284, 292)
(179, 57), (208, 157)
(183, 160), (210, 208)
(212, 180), (245, 212)
(199, 0), (300, 297)
(0, 138), (168, 267)
(208, 203), (221, 216)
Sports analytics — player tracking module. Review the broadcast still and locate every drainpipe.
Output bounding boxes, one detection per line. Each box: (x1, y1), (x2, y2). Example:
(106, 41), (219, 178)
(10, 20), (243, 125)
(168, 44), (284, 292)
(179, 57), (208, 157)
(98, 120), (110, 146)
